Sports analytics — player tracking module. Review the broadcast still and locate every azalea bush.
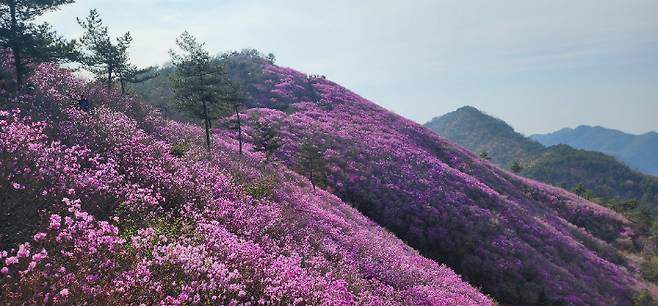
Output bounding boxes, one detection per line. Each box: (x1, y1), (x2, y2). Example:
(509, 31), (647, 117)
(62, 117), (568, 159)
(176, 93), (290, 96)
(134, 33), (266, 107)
(232, 62), (646, 305)
(1, 61), (492, 305)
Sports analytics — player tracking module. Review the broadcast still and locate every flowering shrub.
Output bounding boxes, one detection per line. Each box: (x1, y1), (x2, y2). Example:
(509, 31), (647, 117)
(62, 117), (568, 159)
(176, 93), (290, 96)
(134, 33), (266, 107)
(1, 61), (492, 305)
(233, 63), (645, 305)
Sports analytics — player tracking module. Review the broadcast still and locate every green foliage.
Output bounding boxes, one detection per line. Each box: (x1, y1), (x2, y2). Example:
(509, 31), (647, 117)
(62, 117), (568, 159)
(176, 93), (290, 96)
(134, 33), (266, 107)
(77, 9), (131, 88)
(0, 0), (77, 87)
(251, 116), (281, 161)
(129, 49), (276, 122)
(631, 206), (655, 233)
(217, 48), (276, 108)
(0, 68), (17, 98)
(531, 125), (658, 177)
(510, 161), (523, 173)
(650, 222), (658, 239)
(244, 177), (277, 199)
(573, 183), (592, 200)
(425, 106), (544, 167)
(118, 65), (158, 94)
(604, 198), (645, 215)
(522, 145), (658, 209)
(75, 10), (155, 93)
(115, 203), (143, 241)
(298, 137), (327, 190)
(597, 198), (658, 284)
(169, 31), (243, 152)
(169, 32), (239, 118)
(170, 142), (189, 158)
(632, 289), (654, 306)
(128, 65), (189, 120)
(641, 255), (658, 283)
(219, 48), (275, 64)
(151, 217), (187, 239)
(230, 167), (278, 200)
(116, 203), (190, 244)
(425, 107), (658, 211)
(479, 151), (491, 160)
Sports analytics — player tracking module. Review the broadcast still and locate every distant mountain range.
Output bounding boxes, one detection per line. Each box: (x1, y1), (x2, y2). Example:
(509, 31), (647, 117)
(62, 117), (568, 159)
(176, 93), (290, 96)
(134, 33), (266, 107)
(531, 126), (658, 176)
(425, 106), (658, 208)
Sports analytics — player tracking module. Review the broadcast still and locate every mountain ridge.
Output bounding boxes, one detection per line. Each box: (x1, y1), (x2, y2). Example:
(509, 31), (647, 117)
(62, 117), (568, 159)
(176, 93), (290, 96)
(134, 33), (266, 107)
(531, 125), (658, 176)
(212, 61), (644, 305)
(424, 106), (545, 168)
(424, 106), (658, 208)
(1, 61), (494, 305)
(112, 55), (653, 304)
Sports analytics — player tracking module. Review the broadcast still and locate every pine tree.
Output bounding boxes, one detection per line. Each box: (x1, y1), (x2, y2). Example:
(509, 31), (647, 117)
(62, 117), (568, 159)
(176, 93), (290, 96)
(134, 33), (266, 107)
(0, 0), (77, 89)
(632, 289), (654, 306)
(511, 161), (523, 173)
(169, 31), (243, 153)
(251, 118), (281, 161)
(118, 65), (158, 94)
(298, 137), (326, 190)
(77, 9), (132, 90)
(574, 183), (588, 198)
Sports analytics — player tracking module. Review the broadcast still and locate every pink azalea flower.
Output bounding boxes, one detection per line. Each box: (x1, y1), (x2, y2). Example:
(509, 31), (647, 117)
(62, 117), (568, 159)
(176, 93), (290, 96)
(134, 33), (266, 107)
(33, 232), (47, 241)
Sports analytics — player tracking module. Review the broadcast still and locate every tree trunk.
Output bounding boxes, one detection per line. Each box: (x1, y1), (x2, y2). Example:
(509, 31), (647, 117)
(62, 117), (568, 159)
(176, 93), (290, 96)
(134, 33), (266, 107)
(120, 78), (126, 94)
(310, 169), (316, 190)
(234, 104), (243, 155)
(9, 0), (23, 89)
(202, 99), (211, 152)
(107, 67), (113, 90)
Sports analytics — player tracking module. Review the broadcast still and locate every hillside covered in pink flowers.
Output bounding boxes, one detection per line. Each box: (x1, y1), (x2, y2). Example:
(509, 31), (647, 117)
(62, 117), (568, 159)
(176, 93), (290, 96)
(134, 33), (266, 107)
(214, 55), (648, 305)
(1, 53), (653, 305)
(0, 59), (493, 304)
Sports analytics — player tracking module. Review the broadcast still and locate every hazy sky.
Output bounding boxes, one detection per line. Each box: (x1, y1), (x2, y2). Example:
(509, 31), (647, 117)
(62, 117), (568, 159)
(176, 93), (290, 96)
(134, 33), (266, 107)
(42, 0), (658, 135)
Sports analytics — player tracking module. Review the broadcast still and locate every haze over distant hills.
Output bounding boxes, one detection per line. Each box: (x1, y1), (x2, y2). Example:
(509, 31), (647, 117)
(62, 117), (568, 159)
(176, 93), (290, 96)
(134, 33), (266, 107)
(425, 106), (658, 208)
(531, 126), (658, 176)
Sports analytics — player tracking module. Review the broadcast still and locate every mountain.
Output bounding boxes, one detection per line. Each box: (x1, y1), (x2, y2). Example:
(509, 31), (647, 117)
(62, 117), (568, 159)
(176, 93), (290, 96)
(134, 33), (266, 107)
(531, 126), (658, 176)
(211, 56), (645, 305)
(425, 106), (658, 209)
(424, 106), (544, 168)
(0, 63), (492, 304)
(3, 54), (652, 305)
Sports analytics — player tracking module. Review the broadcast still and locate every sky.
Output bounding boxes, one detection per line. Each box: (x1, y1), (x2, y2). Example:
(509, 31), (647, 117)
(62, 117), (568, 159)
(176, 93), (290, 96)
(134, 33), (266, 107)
(41, 0), (658, 135)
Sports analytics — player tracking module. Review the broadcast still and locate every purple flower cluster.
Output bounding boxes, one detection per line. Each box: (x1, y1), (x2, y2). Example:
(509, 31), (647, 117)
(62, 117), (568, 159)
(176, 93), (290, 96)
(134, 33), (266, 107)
(233, 63), (644, 305)
(1, 62), (492, 304)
